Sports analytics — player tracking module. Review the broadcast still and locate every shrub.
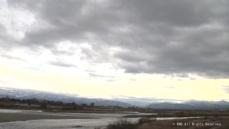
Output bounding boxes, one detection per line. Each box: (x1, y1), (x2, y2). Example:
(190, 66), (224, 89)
(138, 118), (152, 125)
(106, 119), (137, 129)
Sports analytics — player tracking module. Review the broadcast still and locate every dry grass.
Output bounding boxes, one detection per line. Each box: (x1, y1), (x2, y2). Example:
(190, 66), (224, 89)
(106, 119), (138, 129)
(138, 117), (229, 129)
(105, 117), (229, 129)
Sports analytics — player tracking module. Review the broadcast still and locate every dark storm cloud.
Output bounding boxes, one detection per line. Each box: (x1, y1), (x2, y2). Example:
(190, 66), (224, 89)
(3, 0), (229, 77)
(8, 0), (125, 46)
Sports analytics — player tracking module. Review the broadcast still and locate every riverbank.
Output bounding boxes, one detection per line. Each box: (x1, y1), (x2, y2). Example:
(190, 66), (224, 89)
(139, 116), (229, 129)
(105, 116), (229, 129)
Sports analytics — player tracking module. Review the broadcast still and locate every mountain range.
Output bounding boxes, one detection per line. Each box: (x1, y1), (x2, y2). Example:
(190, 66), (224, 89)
(147, 101), (229, 110)
(0, 87), (229, 110)
(0, 87), (131, 107)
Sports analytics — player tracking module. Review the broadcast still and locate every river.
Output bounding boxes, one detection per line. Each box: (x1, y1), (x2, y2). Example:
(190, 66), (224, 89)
(0, 109), (141, 129)
(0, 109), (202, 129)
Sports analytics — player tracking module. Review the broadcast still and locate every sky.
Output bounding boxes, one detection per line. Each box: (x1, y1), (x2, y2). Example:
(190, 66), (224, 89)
(0, 0), (229, 101)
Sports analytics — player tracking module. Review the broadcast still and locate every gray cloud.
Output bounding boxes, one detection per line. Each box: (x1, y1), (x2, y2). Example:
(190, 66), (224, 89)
(2, 0), (229, 77)
(49, 61), (76, 68)
(0, 53), (24, 61)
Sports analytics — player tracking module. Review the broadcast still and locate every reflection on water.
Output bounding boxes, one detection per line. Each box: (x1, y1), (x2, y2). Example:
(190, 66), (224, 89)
(156, 116), (201, 121)
(0, 109), (22, 113)
(0, 109), (42, 113)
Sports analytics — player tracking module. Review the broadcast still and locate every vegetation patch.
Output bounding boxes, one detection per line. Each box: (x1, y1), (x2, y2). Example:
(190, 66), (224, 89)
(106, 119), (138, 129)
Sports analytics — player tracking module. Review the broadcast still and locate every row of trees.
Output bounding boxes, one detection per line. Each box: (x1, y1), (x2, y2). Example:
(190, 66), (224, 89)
(0, 97), (95, 110)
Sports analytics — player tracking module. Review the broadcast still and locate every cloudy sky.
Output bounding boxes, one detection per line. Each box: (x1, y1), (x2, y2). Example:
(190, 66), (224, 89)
(0, 0), (229, 101)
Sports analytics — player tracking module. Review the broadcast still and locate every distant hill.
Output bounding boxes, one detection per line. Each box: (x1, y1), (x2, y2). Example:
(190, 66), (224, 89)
(113, 97), (168, 107)
(1, 87), (229, 110)
(147, 100), (229, 110)
(0, 87), (131, 107)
